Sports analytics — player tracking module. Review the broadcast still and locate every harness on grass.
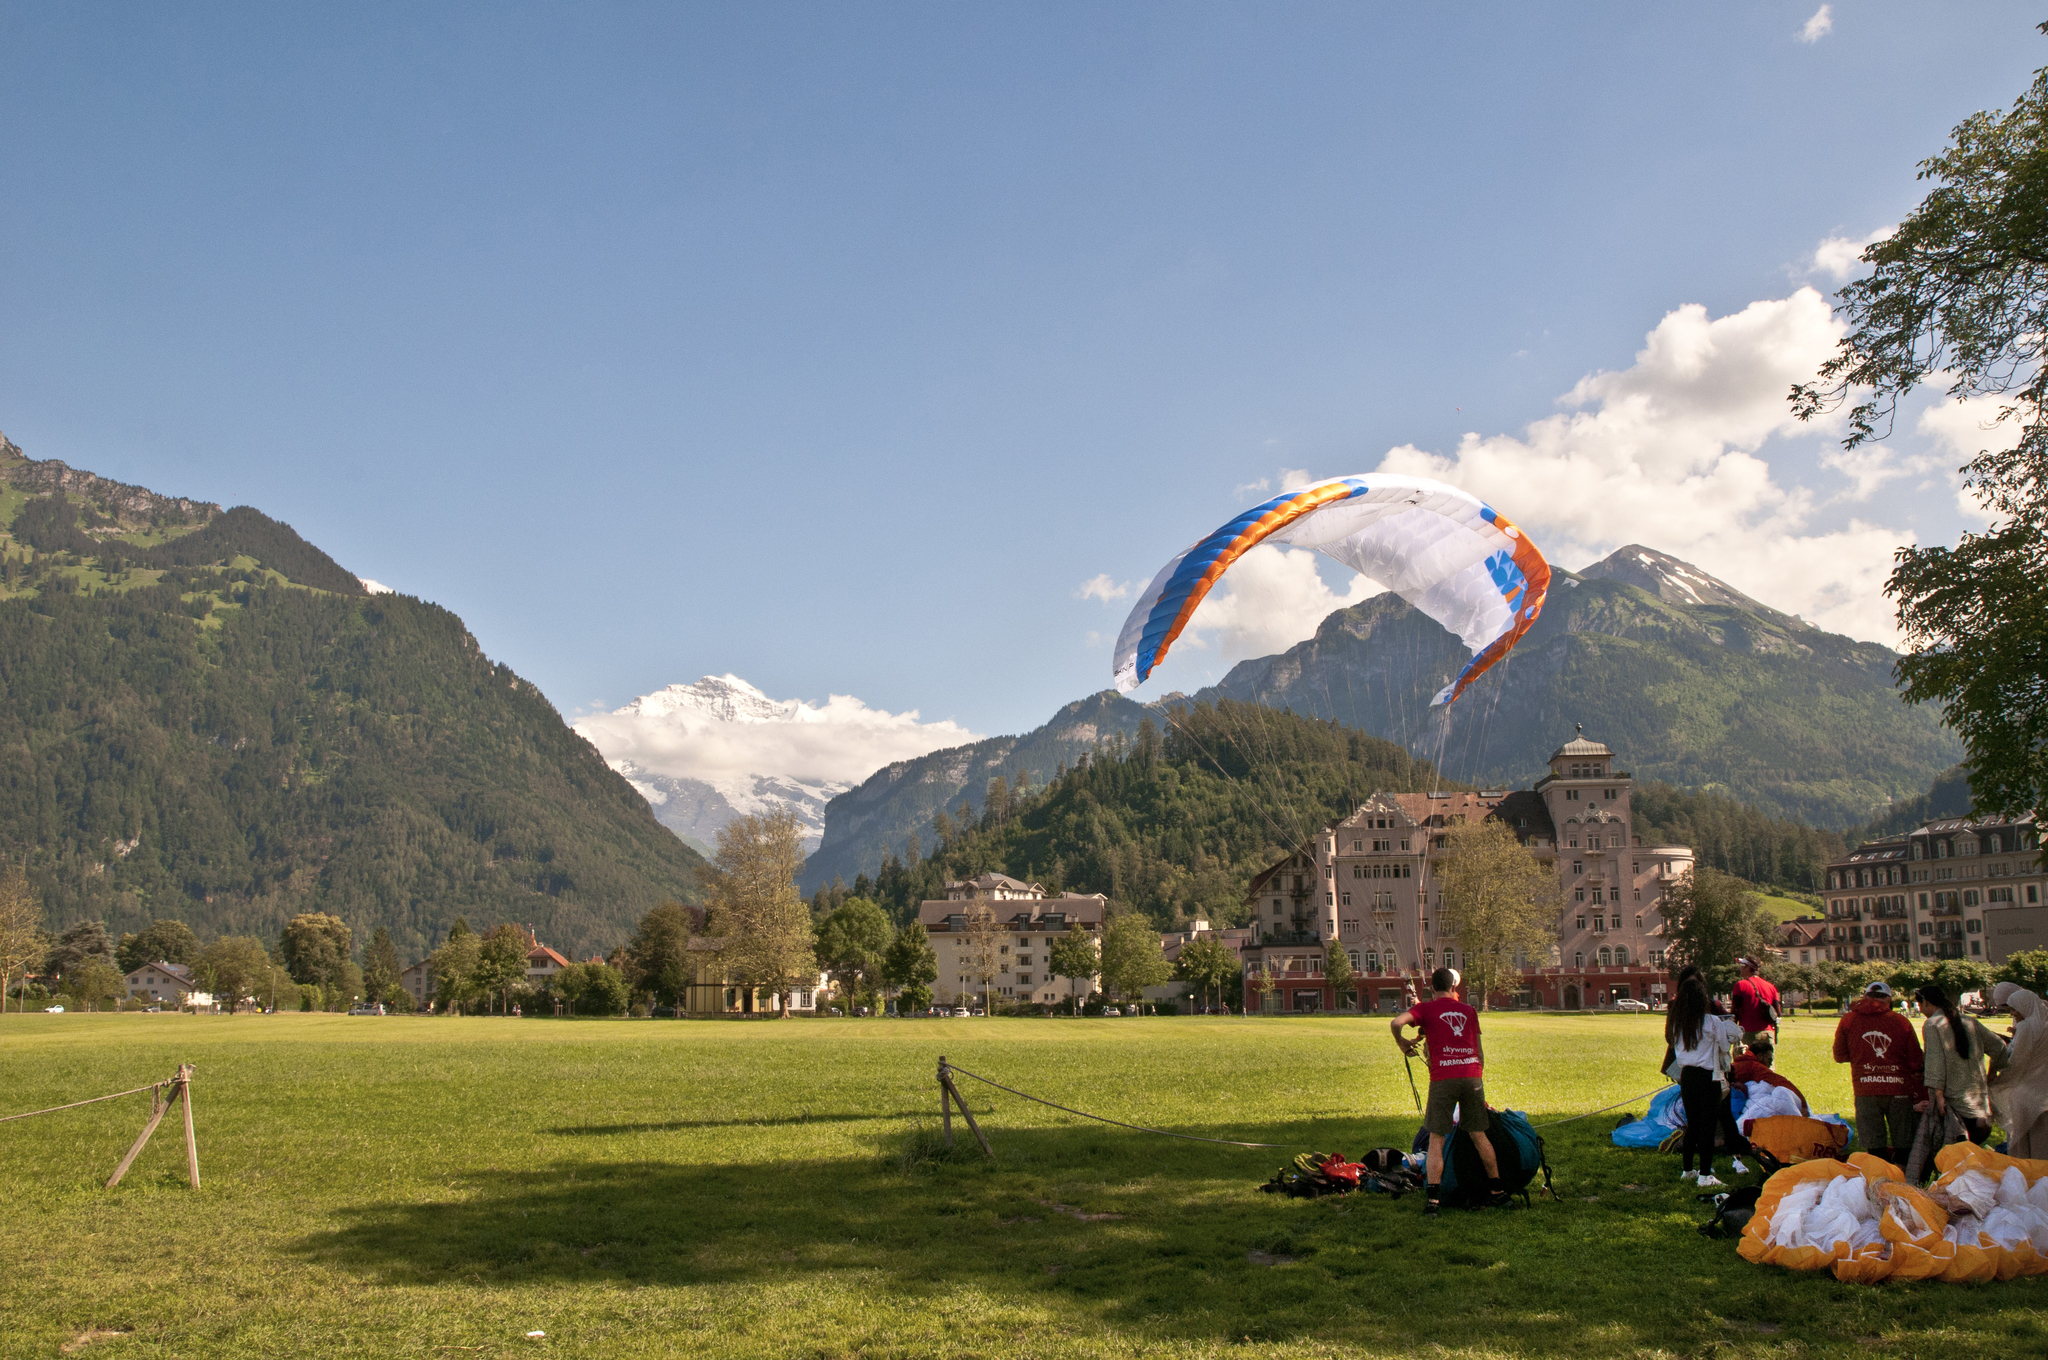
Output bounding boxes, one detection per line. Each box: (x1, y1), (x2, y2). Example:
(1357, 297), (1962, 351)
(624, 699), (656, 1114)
(1411, 1108), (1557, 1208)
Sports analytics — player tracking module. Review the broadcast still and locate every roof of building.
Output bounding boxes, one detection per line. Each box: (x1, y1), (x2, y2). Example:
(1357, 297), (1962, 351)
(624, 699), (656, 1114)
(124, 960), (195, 984)
(947, 872), (1042, 893)
(528, 944), (572, 969)
(1550, 725), (1614, 760)
(1775, 920), (1830, 947)
(918, 893), (1109, 929)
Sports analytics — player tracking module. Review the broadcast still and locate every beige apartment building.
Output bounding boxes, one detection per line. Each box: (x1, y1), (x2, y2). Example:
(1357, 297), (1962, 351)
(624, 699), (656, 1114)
(918, 872), (1108, 1007)
(1239, 729), (1695, 1012)
(1820, 813), (2044, 964)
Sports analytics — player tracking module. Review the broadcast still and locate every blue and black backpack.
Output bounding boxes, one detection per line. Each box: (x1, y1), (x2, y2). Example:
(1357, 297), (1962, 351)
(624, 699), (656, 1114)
(1410, 1108), (1554, 1207)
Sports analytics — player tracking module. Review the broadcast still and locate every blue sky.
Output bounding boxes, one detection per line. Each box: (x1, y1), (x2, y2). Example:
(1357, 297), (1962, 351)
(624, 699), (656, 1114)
(2, 2), (2038, 779)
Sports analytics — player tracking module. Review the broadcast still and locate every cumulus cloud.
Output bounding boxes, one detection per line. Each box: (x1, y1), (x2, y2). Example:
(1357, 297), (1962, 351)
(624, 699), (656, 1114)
(1076, 573), (1130, 602)
(1232, 476), (1271, 499)
(574, 675), (980, 791)
(1798, 4), (1833, 43)
(1917, 394), (2028, 523)
(1811, 226), (1894, 281)
(1370, 287), (1915, 643)
(1175, 543), (1385, 665)
(358, 577), (393, 594)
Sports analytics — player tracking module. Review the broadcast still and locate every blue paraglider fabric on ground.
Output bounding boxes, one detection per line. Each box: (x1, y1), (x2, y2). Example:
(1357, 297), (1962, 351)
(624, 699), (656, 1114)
(1609, 1085), (1853, 1148)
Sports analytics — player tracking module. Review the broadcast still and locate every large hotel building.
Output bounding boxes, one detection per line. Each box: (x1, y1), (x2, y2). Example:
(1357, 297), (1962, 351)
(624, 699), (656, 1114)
(1238, 729), (1694, 1012)
(1809, 815), (2044, 965)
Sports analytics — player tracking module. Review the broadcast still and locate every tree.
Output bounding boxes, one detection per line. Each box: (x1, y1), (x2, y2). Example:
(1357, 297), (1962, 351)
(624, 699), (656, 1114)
(1099, 912), (1171, 1011)
(882, 922), (939, 1015)
(430, 931), (482, 1014)
(706, 807), (815, 1014)
(1048, 924), (1100, 1015)
(45, 919), (115, 987)
(115, 919), (199, 976)
(196, 936), (273, 1014)
(476, 924), (532, 1014)
(1812, 959), (1858, 1011)
(1323, 940), (1356, 1012)
(814, 897), (894, 1011)
(70, 960), (123, 1013)
(1791, 51), (2048, 819)
(1659, 868), (1779, 992)
(626, 902), (699, 1010)
(1433, 819), (1563, 1011)
(362, 926), (402, 1004)
(1996, 948), (2048, 996)
(556, 961), (629, 1016)
(280, 912), (354, 992)
(1249, 961), (1279, 1014)
(959, 901), (1002, 1013)
(1175, 934), (1238, 1013)
(0, 865), (42, 1016)
(1932, 958), (1996, 1001)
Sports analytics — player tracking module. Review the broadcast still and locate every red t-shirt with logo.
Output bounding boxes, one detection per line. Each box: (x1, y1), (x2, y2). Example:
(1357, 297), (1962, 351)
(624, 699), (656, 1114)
(1411, 997), (1483, 1080)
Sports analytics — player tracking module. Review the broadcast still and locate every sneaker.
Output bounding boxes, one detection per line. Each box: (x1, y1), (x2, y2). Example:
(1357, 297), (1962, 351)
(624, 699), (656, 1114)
(1424, 1199), (1440, 1218)
(1696, 1174), (1725, 1189)
(1679, 1169), (1699, 1182)
(1730, 1158), (1749, 1175)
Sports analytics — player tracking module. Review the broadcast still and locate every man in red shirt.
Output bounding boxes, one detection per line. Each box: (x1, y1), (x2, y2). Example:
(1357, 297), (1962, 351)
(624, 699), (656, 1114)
(1832, 980), (1925, 1165)
(1391, 967), (1506, 1215)
(1730, 958), (1780, 1065)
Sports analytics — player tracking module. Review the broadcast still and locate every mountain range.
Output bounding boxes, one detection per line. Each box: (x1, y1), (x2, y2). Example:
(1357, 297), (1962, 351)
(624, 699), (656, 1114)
(0, 433), (704, 959)
(801, 545), (1960, 890)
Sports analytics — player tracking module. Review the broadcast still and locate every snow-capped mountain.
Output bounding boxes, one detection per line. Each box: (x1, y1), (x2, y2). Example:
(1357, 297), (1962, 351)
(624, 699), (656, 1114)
(573, 675), (979, 858)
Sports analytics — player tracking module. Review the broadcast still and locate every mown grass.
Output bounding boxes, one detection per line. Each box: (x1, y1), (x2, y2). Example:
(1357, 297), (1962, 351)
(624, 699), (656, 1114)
(1, 1012), (2042, 1359)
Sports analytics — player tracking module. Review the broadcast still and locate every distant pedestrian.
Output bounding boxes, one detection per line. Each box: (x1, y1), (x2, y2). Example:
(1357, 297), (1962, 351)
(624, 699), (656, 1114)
(1832, 980), (1923, 1165)
(1391, 967), (1508, 1216)
(1667, 972), (1743, 1188)
(1916, 983), (2008, 1147)
(1731, 958), (1780, 1064)
(1990, 982), (2048, 1159)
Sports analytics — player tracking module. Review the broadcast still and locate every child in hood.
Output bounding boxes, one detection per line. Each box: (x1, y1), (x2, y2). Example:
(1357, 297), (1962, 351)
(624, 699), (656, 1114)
(1833, 980), (1923, 1165)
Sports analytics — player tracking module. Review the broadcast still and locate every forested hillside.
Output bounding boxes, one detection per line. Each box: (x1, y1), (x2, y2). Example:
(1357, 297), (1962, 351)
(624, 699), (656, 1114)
(1, 437), (703, 960)
(1631, 782), (1845, 893)
(830, 701), (1455, 929)
(1197, 547), (1960, 828)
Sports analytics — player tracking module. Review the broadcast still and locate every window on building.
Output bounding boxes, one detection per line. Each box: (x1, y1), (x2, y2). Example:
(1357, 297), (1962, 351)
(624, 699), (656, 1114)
(1633, 889), (1642, 900)
(1348, 950), (1360, 967)
(1592, 890), (1604, 904)
(1566, 789), (1579, 801)
(1575, 889), (1585, 903)
(1597, 947), (1612, 967)
(1340, 892), (1352, 906)
(1575, 913), (1586, 928)
(1649, 949), (1666, 968)
(1574, 950), (1585, 968)
(1634, 914), (1643, 927)
(1365, 951), (1379, 971)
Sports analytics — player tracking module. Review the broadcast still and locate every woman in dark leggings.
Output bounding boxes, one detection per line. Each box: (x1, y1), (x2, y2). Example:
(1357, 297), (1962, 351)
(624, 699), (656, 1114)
(1666, 973), (1743, 1186)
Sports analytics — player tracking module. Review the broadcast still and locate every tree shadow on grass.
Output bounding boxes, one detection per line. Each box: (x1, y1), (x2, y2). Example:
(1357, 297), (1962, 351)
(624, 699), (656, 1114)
(298, 1115), (2048, 1353)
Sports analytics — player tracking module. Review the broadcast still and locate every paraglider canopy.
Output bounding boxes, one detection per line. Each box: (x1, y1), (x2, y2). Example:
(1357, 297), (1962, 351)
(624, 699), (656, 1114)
(1111, 474), (1550, 706)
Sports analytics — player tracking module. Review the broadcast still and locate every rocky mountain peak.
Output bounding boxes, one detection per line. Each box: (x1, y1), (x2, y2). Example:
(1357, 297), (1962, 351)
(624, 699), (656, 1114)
(1575, 544), (1799, 623)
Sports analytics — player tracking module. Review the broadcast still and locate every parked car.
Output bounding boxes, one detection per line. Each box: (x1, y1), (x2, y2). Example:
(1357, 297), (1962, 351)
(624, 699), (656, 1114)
(347, 1003), (387, 1016)
(951, 1007), (970, 1017)
(1102, 1007), (1122, 1017)
(1613, 998), (1650, 1013)
(43, 1005), (64, 1013)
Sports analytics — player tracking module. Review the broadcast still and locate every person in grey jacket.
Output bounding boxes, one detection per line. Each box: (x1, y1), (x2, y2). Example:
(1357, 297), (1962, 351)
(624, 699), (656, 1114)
(1915, 983), (2009, 1147)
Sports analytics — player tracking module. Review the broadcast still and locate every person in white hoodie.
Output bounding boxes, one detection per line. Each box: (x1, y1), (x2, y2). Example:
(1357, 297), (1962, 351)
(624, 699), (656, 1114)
(1666, 972), (1743, 1187)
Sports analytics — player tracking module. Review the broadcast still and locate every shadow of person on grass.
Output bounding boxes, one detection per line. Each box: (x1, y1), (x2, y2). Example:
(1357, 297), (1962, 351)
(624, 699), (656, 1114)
(294, 1116), (2044, 1353)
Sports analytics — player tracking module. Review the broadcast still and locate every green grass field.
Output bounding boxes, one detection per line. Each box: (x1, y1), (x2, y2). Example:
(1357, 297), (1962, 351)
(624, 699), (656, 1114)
(1752, 892), (1822, 925)
(2, 1012), (2041, 1359)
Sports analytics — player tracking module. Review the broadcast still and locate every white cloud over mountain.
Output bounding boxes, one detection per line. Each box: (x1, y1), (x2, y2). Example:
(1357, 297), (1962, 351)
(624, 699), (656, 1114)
(574, 675), (980, 853)
(1146, 285), (1967, 655)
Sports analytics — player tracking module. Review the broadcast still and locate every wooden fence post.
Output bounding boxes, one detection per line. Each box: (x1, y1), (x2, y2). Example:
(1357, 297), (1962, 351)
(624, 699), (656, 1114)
(937, 1056), (954, 1148)
(106, 1084), (173, 1189)
(178, 1064), (199, 1189)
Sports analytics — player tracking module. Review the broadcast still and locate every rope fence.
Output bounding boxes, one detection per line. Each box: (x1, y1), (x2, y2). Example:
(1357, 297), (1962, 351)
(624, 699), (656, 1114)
(934, 1059), (1671, 1155)
(0, 1064), (201, 1189)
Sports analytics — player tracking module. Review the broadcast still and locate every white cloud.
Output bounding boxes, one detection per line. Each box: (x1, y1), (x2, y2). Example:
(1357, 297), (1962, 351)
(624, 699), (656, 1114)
(1076, 573), (1131, 602)
(1810, 226), (1894, 281)
(1232, 476), (1271, 499)
(1371, 287), (1916, 643)
(1917, 394), (2027, 523)
(358, 577), (393, 594)
(1175, 543), (1385, 664)
(573, 675), (980, 791)
(1279, 467), (1316, 491)
(1798, 4), (1832, 43)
